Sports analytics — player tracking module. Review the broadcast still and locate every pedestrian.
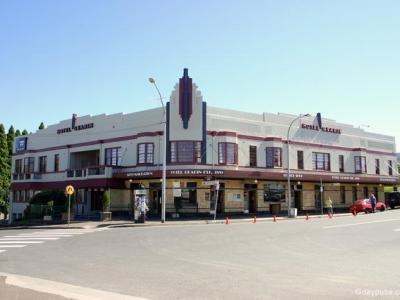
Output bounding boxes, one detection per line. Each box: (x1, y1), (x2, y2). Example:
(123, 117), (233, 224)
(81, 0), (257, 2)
(369, 193), (377, 213)
(324, 197), (333, 216)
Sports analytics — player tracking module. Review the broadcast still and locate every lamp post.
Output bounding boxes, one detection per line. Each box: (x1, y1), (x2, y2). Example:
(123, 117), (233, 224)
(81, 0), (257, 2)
(287, 113), (310, 217)
(149, 77), (166, 223)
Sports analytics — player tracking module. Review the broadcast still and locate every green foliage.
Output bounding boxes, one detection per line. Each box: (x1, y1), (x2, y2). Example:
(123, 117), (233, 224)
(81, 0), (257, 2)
(30, 190), (67, 206)
(38, 122), (45, 130)
(6, 126), (15, 158)
(15, 129), (21, 137)
(0, 124), (9, 208)
(102, 190), (111, 212)
(21, 129), (28, 135)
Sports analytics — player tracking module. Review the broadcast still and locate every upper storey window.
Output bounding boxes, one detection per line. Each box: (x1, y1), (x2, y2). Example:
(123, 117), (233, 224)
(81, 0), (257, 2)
(266, 147), (282, 168)
(171, 141), (202, 163)
(354, 156), (367, 174)
(105, 147), (122, 166)
(23, 157), (35, 173)
(137, 143), (154, 165)
(312, 152), (330, 171)
(218, 143), (237, 165)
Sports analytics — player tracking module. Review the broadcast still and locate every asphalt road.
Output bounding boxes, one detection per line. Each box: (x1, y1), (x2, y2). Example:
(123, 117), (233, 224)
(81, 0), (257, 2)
(1, 210), (400, 299)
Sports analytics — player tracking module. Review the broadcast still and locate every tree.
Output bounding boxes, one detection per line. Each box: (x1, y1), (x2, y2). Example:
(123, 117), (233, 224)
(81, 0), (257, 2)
(102, 190), (111, 212)
(6, 126), (15, 161)
(21, 129), (28, 135)
(38, 122), (45, 130)
(0, 124), (10, 210)
(15, 129), (21, 137)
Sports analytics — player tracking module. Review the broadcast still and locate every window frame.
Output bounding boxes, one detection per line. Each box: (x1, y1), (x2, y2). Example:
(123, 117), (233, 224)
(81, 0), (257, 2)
(218, 142), (238, 165)
(137, 143), (155, 165)
(249, 145), (257, 167)
(54, 154), (60, 172)
(266, 147), (282, 168)
(23, 157), (35, 174)
(38, 156), (47, 173)
(375, 159), (380, 175)
(354, 156), (367, 174)
(104, 147), (122, 166)
(297, 150), (304, 170)
(312, 152), (331, 171)
(339, 155), (344, 173)
(170, 141), (202, 164)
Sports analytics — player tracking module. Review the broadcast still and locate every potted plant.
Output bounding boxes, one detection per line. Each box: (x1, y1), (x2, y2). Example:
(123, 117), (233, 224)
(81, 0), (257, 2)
(100, 190), (112, 221)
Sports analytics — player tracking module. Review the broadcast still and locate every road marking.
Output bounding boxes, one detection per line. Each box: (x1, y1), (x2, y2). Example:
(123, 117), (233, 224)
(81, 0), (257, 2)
(0, 250), (6, 253)
(0, 237), (60, 240)
(0, 241), (44, 244)
(9, 235), (73, 238)
(323, 218), (400, 229)
(394, 228), (400, 232)
(23, 232), (84, 235)
(0, 272), (147, 300)
(0, 245), (27, 248)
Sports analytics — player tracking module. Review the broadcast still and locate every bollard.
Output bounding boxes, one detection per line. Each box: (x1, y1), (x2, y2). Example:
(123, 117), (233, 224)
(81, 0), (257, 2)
(306, 213), (309, 221)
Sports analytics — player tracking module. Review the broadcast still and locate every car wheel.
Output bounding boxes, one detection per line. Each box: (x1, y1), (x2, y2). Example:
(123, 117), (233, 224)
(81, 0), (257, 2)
(380, 206), (385, 212)
(364, 209), (369, 214)
(390, 205), (395, 209)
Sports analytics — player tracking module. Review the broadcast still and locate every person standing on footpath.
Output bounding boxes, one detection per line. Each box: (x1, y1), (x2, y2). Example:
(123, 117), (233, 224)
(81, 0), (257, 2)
(324, 197), (333, 216)
(369, 193), (377, 213)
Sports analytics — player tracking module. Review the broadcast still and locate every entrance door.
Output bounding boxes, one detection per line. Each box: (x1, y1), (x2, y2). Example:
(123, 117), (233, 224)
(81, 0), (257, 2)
(210, 183), (225, 214)
(244, 184), (257, 214)
(149, 183), (162, 215)
(294, 190), (302, 211)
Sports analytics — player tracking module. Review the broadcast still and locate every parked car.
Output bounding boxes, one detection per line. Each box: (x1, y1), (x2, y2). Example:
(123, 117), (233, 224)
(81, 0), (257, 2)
(387, 192), (400, 209)
(349, 199), (386, 214)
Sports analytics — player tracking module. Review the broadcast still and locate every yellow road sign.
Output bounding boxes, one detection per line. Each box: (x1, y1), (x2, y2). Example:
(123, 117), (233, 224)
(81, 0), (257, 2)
(65, 185), (75, 195)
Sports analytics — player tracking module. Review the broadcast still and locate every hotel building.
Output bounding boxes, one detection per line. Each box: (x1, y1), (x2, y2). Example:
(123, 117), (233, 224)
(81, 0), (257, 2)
(9, 69), (399, 220)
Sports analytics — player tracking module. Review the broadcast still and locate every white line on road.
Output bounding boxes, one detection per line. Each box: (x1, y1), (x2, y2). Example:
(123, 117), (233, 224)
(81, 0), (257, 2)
(9, 235), (73, 238)
(323, 218), (400, 229)
(0, 245), (27, 248)
(0, 250), (6, 253)
(0, 272), (147, 300)
(0, 241), (44, 244)
(394, 228), (400, 232)
(0, 237), (60, 240)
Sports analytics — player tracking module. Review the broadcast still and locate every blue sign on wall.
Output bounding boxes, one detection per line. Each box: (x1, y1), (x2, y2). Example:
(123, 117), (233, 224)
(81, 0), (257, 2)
(15, 137), (28, 153)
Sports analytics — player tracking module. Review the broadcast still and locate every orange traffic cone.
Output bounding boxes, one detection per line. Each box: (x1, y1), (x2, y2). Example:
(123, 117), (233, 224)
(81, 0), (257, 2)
(252, 215), (257, 223)
(306, 213), (309, 221)
(273, 215), (276, 222)
(225, 217), (229, 224)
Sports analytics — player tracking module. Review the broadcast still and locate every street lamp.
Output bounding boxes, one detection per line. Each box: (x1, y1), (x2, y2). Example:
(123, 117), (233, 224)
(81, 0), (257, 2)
(287, 113), (310, 217)
(149, 77), (166, 223)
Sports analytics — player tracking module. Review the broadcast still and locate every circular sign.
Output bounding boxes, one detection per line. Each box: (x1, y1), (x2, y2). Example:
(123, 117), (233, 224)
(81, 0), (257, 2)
(65, 185), (75, 195)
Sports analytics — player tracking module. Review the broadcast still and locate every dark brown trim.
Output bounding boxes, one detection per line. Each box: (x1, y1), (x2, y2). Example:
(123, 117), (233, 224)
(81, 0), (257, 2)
(13, 131), (163, 156)
(206, 131), (396, 156)
(10, 178), (125, 191)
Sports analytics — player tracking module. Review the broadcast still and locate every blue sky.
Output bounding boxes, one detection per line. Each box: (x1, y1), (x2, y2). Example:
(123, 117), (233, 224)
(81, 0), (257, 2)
(0, 0), (399, 149)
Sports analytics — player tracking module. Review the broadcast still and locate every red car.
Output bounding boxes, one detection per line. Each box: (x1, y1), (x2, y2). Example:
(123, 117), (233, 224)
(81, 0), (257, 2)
(349, 199), (386, 214)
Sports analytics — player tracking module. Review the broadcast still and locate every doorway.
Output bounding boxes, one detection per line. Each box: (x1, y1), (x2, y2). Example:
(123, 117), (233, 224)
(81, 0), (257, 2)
(294, 186), (303, 211)
(244, 184), (257, 214)
(149, 182), (162, 215)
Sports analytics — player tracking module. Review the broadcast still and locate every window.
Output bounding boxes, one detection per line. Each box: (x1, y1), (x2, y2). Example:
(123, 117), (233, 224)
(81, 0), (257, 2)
(23, 157), (35, 173)
(171, 141), (202, 163)
(340, 186), (346, 204)
(339, 155), (344, 173)
(249, 146), (257, 167)
(218, 143), (237, 165)
(15, 159), (23, 174)
(266, 147), (282, 168)
(54, 154), (60, 172)
(183, 182), (197, 204)
(388, 160), (393, 176)
(38, 156), (47, 173)
(375, 159), (380, 175)
(137, 143), (154, 165)
(352, 186), (357, 202)
(264, 183), (286, 202)
(312, 152), (330, 171)
(297, 151), (304, 170)
(105, 147), (121, 166)
(354, 156), (367, 174)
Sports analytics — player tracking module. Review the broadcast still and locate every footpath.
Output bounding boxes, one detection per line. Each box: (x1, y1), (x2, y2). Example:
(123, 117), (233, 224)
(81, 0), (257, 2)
(0, 212), (353, 230)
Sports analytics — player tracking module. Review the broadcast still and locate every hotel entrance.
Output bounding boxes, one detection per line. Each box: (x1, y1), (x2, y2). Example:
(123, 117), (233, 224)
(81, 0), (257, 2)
(149, 182), (161, 215)
(244, 184), (257, 214)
